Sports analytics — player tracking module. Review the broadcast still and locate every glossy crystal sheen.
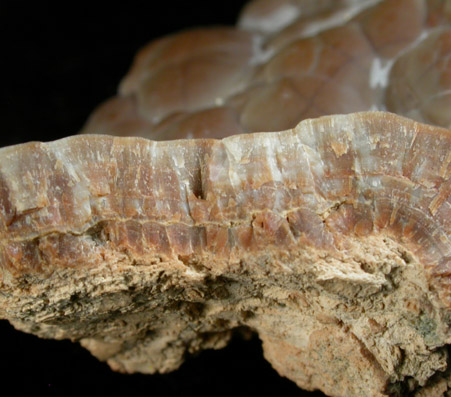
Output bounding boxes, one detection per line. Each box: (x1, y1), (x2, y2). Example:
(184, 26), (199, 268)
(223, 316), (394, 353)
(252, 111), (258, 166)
(81, 0), (451, 140)
(1, 112), (450, 303)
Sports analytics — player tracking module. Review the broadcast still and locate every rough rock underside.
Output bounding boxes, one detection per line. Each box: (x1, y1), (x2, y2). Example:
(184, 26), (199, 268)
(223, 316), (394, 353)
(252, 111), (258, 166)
(0, 112), (450, 396)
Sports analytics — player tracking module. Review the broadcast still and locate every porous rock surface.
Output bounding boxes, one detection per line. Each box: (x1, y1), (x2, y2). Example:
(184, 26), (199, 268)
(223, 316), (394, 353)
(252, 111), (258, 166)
(81, 0), (451, 140)
(0, 112), (450, 396)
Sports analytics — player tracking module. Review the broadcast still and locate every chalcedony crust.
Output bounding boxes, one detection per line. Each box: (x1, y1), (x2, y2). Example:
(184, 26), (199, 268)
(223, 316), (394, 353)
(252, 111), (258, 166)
(0, 112), (449, 396)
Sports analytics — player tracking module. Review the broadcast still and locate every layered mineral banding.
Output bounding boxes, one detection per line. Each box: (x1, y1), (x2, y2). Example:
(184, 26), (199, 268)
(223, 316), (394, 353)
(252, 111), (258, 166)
(81, 0), (451, 140)
(0, 112), (450, 396)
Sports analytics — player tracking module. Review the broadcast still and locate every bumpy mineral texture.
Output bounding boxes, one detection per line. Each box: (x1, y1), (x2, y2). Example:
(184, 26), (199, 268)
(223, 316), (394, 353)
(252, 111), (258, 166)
(81, 0), (451, 140)
(0, 112), (450, 396)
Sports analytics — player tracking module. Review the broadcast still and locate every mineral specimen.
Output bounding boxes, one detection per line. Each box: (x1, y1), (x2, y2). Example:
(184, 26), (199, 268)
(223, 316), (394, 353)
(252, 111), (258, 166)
(0, 112), (449, 396)
(1, 0), (450, 396)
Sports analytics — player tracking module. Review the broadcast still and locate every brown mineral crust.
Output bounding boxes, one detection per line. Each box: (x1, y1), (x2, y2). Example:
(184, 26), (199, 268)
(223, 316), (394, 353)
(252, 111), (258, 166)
(0, 112), (450, 396)
(354, 0), (426, 58)
(79, 96), (155, 138)
(80, 0), (451, 141)
(237, 23), (377, 131)
(425, 0), (451, 28)
(118, 27), (254, 123)
(386, 28), (451, 128)
(149, 106), (245, 140)
(237, 0), (371, 34)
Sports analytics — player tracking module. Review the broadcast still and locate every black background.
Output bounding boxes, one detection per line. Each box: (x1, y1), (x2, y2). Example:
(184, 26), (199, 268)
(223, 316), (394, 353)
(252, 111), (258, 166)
(0, 1), (324, 396)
